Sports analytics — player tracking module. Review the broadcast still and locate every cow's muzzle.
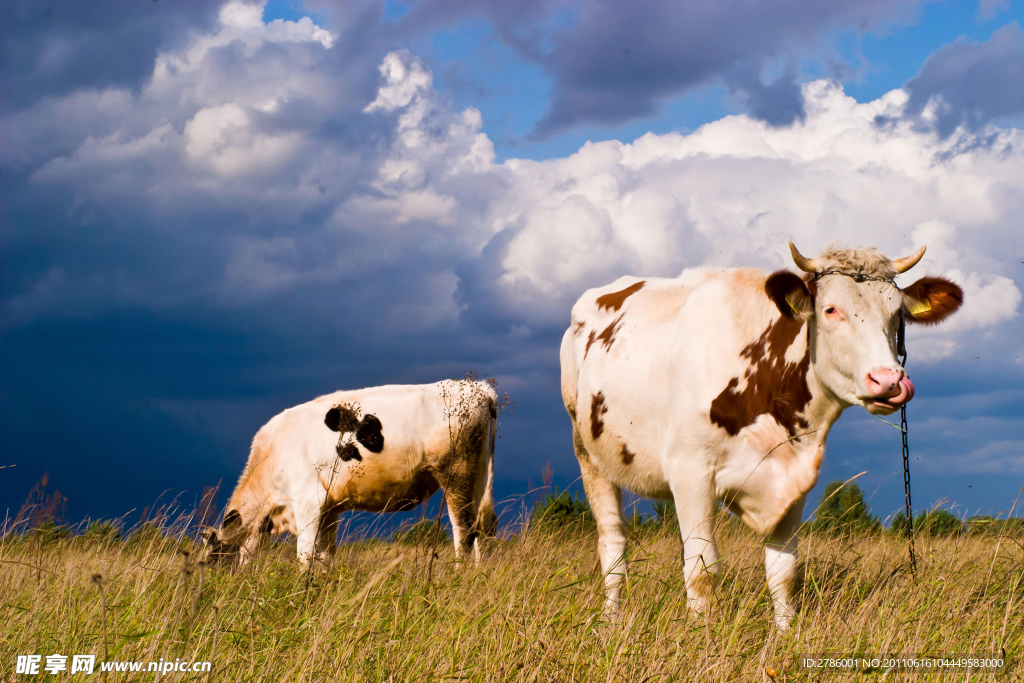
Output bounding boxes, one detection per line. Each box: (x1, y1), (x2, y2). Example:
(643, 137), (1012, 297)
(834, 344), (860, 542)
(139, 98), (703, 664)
(861, 368), (915, 413)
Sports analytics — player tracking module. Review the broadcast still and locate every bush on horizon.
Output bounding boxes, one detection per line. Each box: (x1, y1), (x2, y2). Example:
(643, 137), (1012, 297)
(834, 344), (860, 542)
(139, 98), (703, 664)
(808, 480), (881, 534)
(531, 488), (594, 533)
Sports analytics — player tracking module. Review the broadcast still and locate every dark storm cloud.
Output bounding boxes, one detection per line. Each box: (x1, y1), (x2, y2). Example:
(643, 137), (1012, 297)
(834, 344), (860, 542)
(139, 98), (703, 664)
(392, 0), (917, 134)
(729, 63), (807, 127)
(904, 23), (1024, 138)
(0, 0), (220, 113)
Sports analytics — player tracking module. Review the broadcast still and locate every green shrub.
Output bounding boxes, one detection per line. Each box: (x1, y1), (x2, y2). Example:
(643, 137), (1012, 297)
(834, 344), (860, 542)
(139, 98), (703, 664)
(393, 519), (449, 546)
(810, 481), (881, 534)
(917, 509), (963, 536)
(32, 520), (72, 544)
(652, 499), (676, 525)
(84, 520), (122, 543)
(531, 488), (593, 533)
(126, 523), (184, 552)
(891, 509), (964, 537)
(965, 516), (1024, 536)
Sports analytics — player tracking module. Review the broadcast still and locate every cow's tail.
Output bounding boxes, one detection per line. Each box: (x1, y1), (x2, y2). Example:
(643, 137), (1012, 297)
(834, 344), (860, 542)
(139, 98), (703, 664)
(475, 393), (498, 538)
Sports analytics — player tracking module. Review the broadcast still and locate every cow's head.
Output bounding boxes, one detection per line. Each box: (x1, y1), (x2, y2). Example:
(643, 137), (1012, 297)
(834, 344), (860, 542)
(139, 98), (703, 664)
(201, 508), (245, 565)
(766, 242), (963, 415)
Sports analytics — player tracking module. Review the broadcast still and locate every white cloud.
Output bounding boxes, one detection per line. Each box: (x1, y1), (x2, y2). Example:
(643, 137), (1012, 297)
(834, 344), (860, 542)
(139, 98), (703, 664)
(183, 103), (303, 176)
(364, 50), (434, 114)
(416, 79), (1020, 343)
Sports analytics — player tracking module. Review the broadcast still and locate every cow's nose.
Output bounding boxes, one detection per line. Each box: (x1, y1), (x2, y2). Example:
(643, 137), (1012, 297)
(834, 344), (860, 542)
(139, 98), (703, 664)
(864, 368), (904, 398)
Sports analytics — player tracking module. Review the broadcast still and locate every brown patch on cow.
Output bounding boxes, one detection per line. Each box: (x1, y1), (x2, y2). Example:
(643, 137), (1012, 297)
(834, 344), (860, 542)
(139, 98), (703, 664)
(596, 281), (645, 312)
(572, 426), (591, 463)
(334, 468), (440, 513)
(584, 314), (624, 359)
(572, 320), (586, 336)
(709, 317), (812, 437)
(620, 443), (635, 465)
(590, 392), (608, 440)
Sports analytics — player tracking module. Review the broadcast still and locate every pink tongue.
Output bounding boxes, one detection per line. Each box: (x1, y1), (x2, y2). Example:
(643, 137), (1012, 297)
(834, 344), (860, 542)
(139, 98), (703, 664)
(894, 377), (915, 404)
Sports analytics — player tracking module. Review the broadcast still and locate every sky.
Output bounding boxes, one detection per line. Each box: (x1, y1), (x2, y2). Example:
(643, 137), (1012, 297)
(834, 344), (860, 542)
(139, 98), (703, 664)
(2, 0), (1023, 530)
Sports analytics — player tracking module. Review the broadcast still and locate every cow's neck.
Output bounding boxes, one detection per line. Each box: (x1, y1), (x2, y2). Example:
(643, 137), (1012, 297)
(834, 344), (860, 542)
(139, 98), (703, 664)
(800, 356), (848, 446)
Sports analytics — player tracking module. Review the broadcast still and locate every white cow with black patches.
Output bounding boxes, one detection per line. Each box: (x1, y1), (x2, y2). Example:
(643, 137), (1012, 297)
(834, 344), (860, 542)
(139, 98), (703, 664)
(204, 381), (498, 568)
(561, 243), (963, 627)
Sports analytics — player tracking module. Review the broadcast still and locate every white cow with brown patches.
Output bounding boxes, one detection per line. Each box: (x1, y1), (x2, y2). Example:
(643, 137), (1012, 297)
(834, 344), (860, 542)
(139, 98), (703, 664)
(561, 243), (962, 627)
(204, 381), (498, 568)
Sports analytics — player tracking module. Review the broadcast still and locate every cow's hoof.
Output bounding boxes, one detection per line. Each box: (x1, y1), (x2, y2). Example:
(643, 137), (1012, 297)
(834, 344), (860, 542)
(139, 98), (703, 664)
(686, 594), (711, 616)
(773, 608), (795, 630)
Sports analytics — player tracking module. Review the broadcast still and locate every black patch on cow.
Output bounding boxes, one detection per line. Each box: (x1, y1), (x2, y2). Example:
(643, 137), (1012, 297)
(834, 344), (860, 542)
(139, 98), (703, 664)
(324, 404), (360, 433)
(223, 509), (241, 529)
(337, 443), (362, 462)
(355, 414), (385, 453)
(621, 443), (636, 465)
(259, 516), (273, 534)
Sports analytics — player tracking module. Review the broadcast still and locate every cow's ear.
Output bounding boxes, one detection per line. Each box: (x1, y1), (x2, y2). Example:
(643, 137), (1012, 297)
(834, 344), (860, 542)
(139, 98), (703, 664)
(223, 509), (242, 529)
(325, 407), (342, 432)
(355, 414), (385, 453)
(765, 270), (814, 320)
(902, 276), (963, 325)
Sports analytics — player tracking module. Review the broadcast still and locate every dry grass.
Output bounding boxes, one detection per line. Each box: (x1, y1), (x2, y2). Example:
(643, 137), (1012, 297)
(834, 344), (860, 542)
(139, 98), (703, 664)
(1, 515), (1022, 682)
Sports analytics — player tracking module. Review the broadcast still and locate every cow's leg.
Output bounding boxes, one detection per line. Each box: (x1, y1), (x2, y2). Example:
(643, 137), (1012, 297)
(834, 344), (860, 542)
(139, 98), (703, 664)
(317, 505), (341, 559)
(765, 496), (805, 629)
(669, 467), (721, 615)
(470, 417), (497, 564)
(294, 500), (323, 570)
(444, 481), (478, 561)
(575, 427), (626, 619)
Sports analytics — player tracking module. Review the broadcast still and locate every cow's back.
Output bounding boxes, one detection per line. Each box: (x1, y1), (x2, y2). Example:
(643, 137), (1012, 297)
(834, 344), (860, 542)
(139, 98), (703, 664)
(240, 382), (492, 515)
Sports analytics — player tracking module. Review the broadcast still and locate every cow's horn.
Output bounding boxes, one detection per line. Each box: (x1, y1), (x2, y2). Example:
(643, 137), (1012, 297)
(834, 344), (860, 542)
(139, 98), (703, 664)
(892, 245), (926, 273)
(788, 241), (818, 273)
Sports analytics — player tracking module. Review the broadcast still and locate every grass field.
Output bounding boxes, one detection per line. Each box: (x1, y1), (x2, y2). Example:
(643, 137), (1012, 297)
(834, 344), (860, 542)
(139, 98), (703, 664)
(1, 510), (1022, 682)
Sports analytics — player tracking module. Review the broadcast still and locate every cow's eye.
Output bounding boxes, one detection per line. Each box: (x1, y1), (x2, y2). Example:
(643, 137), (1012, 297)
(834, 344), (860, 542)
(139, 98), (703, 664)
(824, 305), (837, 316)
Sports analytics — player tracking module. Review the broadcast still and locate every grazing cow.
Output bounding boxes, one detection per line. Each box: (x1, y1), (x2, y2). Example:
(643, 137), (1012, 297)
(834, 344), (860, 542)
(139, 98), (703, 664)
(560, 243), (963, 627)
(204, 381), (498, 568)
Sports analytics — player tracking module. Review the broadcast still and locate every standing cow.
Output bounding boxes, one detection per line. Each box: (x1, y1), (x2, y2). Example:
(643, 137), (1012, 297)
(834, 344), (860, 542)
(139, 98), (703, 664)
(560, 243), (962, 627)
(204, 380), (498, 567)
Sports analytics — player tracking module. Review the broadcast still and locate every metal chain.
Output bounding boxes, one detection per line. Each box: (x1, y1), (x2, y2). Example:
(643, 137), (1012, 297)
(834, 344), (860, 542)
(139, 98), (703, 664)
(897, 311), (918, 579)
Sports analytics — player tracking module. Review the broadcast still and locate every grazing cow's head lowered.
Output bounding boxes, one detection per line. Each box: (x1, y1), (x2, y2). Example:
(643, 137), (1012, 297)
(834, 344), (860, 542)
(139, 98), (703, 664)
(201, 509), (246, 565)
(766, 242), (963, 415)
